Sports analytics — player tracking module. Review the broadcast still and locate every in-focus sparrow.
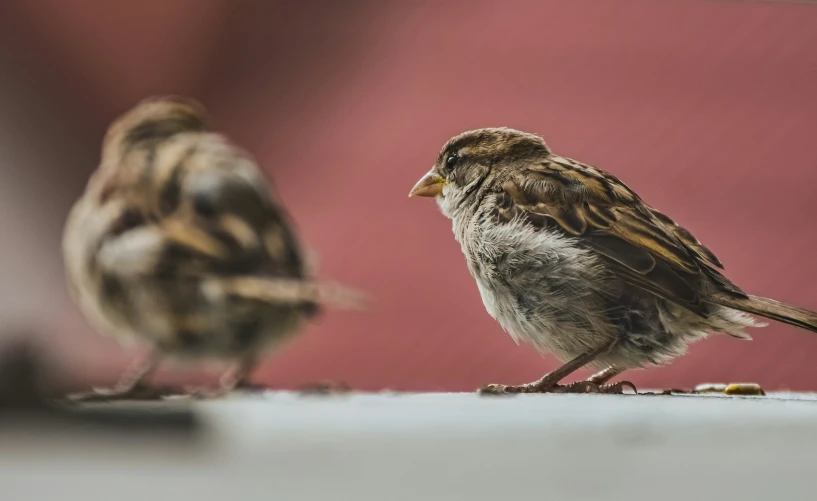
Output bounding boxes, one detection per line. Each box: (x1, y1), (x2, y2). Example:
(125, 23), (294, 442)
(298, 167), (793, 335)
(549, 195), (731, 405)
(410, 127), (817, 394)
(64, 96), (356, 399)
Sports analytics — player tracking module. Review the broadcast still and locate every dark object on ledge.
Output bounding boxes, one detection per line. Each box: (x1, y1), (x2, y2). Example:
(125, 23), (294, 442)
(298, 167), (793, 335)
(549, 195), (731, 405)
(0, 333), (202, 438)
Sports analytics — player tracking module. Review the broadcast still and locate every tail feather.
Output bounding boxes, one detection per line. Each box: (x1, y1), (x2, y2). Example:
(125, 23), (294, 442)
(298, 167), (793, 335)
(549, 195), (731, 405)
(712, 293), (817, 334)
(202, 276), (368, 311)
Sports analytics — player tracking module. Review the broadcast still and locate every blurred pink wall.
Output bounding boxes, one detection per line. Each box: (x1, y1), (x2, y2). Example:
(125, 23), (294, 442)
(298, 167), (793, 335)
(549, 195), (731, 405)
(1, 0), (816, 391)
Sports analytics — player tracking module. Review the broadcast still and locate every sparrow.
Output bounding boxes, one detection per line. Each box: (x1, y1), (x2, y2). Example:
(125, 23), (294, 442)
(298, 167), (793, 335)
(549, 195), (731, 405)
(409, 127), (817, 394)
(63, 96), (357, 400)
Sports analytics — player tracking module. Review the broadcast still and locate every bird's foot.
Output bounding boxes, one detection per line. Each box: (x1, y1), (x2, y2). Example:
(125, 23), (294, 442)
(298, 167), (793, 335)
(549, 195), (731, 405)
(67, 382), (178, 403)
(478, 379), (637, 395)
(594, 380), (637, 394)
(298, 380), (352, 395)
(232, 379), (269, 393)
(181, 379), (271, 400)
(478, 381), (596, 395)
(182, 386), (230, 400)
(478, 383), (530, 395)
(553, 380), (637, 394)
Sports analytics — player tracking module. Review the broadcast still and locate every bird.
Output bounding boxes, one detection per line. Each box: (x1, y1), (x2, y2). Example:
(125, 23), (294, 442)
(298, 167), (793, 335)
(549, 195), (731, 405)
(409, 127), (817, 394)
(63, 96), (358, 400)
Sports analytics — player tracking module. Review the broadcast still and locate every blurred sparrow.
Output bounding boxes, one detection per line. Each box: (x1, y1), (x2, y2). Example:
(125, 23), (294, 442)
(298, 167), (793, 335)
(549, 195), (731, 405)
(64, 96), (357, 400)
(410, 127), (817, 394)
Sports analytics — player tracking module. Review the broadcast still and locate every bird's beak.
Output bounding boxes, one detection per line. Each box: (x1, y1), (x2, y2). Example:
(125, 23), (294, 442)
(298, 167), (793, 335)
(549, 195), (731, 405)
(408, 170), (447, 198)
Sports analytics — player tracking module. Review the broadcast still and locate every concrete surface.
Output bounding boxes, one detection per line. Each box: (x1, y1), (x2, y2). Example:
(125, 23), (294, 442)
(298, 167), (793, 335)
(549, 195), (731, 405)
(2, 391), (817, 501)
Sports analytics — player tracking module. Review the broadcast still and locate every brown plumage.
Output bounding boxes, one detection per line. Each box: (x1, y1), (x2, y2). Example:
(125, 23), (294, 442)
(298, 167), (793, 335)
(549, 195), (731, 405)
(63, 96), (358, 399)
(410, 127), (817, 394)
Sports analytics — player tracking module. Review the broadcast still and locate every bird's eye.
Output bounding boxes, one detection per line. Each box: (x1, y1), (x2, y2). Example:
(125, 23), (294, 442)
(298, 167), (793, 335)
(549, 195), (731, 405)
(445, 153), (459, 170)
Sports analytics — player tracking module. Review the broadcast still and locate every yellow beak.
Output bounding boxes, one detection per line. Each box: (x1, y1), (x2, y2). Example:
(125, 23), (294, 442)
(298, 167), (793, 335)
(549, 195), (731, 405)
(408, 170), (447, 198)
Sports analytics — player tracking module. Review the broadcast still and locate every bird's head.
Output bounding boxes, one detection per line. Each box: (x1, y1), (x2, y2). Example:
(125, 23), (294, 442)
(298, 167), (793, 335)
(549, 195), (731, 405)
(409, 127), (550, 217)
(102, 96), (207, 163)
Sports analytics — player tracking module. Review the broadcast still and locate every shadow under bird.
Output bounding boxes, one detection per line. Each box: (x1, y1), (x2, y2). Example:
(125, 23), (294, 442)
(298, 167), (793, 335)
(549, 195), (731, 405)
(63, 96), (358, 400)
(410, 127), (817, 394)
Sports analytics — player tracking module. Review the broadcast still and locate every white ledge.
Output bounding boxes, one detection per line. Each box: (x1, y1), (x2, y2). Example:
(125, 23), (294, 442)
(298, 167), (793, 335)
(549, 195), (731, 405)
(2, 391), (816, 501)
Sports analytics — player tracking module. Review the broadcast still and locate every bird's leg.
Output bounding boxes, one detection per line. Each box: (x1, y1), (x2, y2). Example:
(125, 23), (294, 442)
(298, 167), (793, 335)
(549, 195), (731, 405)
(587, 366), (621, 384)
(68, 351), (171, 402)
(586, 367), (637, 394)
(222, 356), (266, 392)
(186, 355), (265, 399)
(479, 341), (617, 395)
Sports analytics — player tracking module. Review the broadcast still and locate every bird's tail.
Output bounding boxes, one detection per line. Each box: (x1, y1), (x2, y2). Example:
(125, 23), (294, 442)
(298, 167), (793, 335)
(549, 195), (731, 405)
(202, 276), (368, 311)
(712, 293), (817, 334)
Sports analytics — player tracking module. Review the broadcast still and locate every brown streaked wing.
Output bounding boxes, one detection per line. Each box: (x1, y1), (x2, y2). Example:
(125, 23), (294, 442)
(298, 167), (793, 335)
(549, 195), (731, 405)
(604, 258), (708, 316)
(509, 159), (701, 273)
(497, 157), (734, 313)
(646, 206), (724, 269)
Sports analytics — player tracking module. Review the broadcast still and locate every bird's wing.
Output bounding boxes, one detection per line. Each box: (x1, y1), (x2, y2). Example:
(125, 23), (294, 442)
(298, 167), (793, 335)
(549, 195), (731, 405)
(148, 133), (309, 280)
(93, 132), (309, 288)
(493, 155), (744, 315)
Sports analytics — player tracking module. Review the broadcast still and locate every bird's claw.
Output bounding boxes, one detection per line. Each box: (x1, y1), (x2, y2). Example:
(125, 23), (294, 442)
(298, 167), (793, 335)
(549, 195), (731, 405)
(182, 386), (229, 400)
(478, 379), (637, 395)
(232, 380), (269, 393)
(598, 380), (638, 394)
(67, 382), (177, 402)
(554, 381), (601, 393)
(181, 379), (270, 399)
(478, 381), (596, 395)
(477, 383), (515, 395)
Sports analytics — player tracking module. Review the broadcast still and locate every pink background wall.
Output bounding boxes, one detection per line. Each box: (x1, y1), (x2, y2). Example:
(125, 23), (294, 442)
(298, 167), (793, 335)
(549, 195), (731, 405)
(1, 0), (816, 391)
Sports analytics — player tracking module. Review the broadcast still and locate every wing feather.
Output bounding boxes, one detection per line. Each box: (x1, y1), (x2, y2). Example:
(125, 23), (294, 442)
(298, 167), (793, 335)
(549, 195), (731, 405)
(497, 157), (742, 314)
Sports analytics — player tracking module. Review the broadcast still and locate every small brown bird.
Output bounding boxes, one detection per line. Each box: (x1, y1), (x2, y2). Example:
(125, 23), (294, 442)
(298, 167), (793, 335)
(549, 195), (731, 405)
(63, 96), (356, 399)
(410, 127), (817, 394)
